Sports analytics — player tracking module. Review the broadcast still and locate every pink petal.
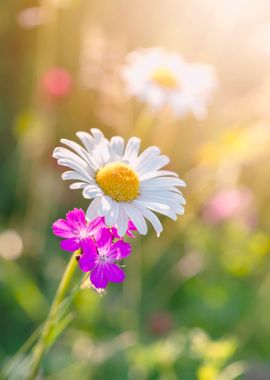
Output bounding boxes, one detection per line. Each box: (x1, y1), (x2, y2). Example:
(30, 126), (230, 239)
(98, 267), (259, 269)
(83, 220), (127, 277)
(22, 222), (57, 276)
(96, 228), (113, 255)
(128, 220), (137, 232)
(52, 219), (75, 238)
(81, 237), (98, 256)
(60, 238), (80, 252)
(88, 216), (106, 234)
(90, 264), (108, 289)
(109, 240), (132, 260)
(110, 226), (120, 239)
(79, 253), (97, 272)
(66, 208), (86, 228)
(104, 263), (125, 283)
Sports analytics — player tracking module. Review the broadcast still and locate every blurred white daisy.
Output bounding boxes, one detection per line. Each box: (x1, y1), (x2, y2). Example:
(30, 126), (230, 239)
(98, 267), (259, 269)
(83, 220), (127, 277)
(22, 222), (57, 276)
(53, 128), (185, 237)
(121, 47), (217, 120)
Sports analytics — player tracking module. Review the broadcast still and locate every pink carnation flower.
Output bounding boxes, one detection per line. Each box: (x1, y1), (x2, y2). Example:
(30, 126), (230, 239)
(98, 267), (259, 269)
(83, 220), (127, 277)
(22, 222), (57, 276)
(79, 228), (131, 289)
(52, 208), (136, 252)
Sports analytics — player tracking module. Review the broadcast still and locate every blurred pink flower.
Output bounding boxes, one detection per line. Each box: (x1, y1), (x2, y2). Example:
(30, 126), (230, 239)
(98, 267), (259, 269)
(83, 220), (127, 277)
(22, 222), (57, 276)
(202, 187), (256, 226)
(17, 7), (51, 29)
(41, 67), (72, 99)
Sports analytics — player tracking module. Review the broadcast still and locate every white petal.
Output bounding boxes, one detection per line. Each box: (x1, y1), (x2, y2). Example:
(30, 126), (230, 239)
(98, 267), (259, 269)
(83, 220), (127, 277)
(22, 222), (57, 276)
(90, 128), (105, 144)
(110, 136), (125, 159)
(136, 199), (177, 220)
(140, 170), (178, 182)
(140, 186), (183, 196)
(53, 147), (89, 168)
(83, 184), (103, 199)
(122, 203), (148, 235)
(139, 193), (185, 213)
(61, 170), (93, 183)
(133, 201), (163, 236)
(116, 204), (129, 237)
(136, 155), (169, 176)
(124, 137), (141, 161)
(69, 182), (88, 190)
(90, 128), (110, 166)
(159, 191), (186, 205)
(104, 200), (119, 227)
(98, 195), (113, 215)
(86, 198), (102, 221)
(52, 147), (85, 164)
(76, 131), (95, 152)
(140, 191), (186, 206)
(53, 147), (93, 174)
(76, 131), (102, 169)
(57, 158), (92, 180)
(60, 138), (95, 170)
(140, 177), (186, 189)
(137, 196), (170, 210)
(133, 146), (160, 170)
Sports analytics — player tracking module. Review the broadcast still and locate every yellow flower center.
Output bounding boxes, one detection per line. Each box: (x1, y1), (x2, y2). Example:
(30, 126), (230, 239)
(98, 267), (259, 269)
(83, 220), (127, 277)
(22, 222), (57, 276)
(96, 162), (139, 202)
(151, 67), (179, 89)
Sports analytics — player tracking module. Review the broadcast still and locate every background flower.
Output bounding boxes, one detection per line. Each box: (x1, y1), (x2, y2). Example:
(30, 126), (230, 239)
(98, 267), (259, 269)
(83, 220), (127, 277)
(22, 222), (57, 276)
(202, 187), (256, 227)
(121, 47), (217, 119)
(41, 67), (72, 100)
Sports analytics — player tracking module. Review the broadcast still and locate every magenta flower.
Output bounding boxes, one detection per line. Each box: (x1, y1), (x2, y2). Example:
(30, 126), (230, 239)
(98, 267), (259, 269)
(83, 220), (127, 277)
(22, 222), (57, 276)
(79, 228), (132, 289)
(52, 208), (136, 252)
(52, 208), (103, 252)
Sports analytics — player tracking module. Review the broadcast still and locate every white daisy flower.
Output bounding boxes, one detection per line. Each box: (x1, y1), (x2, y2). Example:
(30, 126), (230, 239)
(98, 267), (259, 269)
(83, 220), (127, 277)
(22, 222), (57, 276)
(53, 129), (186, 237)
(121, 47), (217, 120)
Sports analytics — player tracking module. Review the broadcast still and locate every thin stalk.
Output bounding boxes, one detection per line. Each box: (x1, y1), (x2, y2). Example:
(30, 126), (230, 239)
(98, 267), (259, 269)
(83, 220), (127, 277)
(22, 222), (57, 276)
(28, 251), (79, 380)
(133, 106), (155, 142)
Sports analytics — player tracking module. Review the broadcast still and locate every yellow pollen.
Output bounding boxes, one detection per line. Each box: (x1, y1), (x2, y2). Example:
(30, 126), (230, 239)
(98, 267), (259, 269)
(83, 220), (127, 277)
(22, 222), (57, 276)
(96, 162), (139, 202)
(151, 67), (179, 89)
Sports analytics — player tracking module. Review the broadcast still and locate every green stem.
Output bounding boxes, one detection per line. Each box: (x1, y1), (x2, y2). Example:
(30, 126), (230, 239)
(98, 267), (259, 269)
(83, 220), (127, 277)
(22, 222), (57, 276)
(28, 251), (79, 380)
(133, 106), (155, 142)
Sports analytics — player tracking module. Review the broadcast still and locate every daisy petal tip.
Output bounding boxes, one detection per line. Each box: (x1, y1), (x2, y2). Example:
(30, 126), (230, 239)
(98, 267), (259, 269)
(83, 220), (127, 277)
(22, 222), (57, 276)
(75, 131), (85, 138)
(180, 180), (186, 187)
(82, 188), (90, 199)
(133, 136), (141, 143)
(139, 229), (147, 236)
(90, 128), (103, 137)
(52, 147), (60, 158)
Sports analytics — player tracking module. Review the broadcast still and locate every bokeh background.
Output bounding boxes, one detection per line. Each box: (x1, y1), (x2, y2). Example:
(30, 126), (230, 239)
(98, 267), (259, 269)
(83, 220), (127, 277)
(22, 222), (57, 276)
(1, 1), (270, 379)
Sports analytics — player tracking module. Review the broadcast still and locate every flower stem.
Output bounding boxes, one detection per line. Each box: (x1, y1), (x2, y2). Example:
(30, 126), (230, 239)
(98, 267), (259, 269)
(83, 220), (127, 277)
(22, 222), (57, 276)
(133, 106), (155, 142)
(28, 250), (79, 380)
